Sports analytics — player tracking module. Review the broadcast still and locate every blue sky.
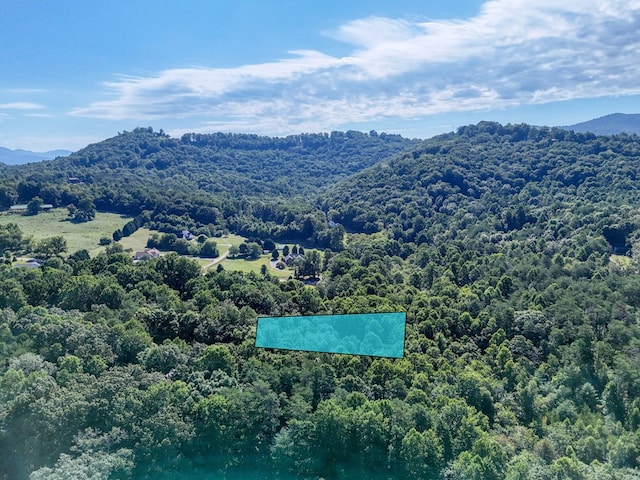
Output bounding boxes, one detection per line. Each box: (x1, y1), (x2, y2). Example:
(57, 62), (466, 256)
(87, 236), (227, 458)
(1, 0), (640, 151)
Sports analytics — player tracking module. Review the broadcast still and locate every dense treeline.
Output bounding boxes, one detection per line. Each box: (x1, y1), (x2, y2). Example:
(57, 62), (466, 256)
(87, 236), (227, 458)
(3, 122), (640, 478)
(2, 231), (640, 479)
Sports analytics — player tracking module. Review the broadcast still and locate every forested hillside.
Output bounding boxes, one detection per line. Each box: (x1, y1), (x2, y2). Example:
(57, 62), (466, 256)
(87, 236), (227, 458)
(3, 123), (640, 479)
(0, 128), (417, 245)
(324, 121), (640, 239)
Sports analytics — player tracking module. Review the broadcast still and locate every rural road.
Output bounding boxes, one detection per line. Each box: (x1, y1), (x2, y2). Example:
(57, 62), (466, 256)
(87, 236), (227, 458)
(201, 244), (231, 270)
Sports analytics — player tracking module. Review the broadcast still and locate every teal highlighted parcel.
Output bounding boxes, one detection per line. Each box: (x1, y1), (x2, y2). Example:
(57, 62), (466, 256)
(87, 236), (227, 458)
(255, 312), (406, 358)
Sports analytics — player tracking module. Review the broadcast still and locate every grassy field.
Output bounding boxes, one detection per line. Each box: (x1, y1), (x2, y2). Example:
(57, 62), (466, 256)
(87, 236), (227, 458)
(118, 228), (153, 255)
(0, 209), (136, 256)
(1, 210), (311, 278)
(211, 235), (320, 279)
(197, 233), (290, 278)
(218, 233), (246, 247)
(220, 255), (293, 279)
(218, 237), (320, 280)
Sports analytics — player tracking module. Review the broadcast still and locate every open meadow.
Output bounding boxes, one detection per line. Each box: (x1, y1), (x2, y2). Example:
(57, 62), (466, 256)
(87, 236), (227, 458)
(117, 227), (153, 255)
(218, 237), (319, 280)
(0, 209), (147, 256)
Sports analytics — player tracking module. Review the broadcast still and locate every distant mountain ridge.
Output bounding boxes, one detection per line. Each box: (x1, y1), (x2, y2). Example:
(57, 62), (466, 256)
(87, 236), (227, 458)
(0, 147), (72, 165)
(560, 113), (640, 135)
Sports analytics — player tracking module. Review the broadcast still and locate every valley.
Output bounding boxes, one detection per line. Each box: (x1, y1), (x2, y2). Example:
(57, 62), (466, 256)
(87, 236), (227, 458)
(4, 1), (640, 478)
(2, 124), (640, 479)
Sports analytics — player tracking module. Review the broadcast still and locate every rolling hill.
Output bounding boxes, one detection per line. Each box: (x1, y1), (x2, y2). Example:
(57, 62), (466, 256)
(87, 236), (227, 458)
(322, 121), (640, 253)
(9, 128), (418, 197)
(1, 127), (419, 244)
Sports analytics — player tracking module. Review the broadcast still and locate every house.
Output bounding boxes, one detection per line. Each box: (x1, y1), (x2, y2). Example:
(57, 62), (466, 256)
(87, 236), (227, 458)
(134, 251), (150, 261)
(180, 230), (195, 240)
(283, 255), (295, 266)
(13, 259), (42, 269)
(9, 203), (53, 212)
(134, 248), (161, 261)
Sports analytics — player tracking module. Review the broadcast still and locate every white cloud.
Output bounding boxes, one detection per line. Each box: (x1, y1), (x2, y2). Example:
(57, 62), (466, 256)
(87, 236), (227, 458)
(0, 102), (45, 110)
(72, 0), (640, 134)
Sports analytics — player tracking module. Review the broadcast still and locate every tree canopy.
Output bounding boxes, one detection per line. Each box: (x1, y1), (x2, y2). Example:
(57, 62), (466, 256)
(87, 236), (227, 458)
(2, 123), (640, 479)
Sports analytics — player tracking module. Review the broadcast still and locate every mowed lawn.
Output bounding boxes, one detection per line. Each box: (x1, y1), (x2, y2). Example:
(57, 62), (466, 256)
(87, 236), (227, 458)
(0, 209), (145, 256)
(215, 233), (245, 253)
(202, 233), (283, 276)
(221, 255), (293, 280)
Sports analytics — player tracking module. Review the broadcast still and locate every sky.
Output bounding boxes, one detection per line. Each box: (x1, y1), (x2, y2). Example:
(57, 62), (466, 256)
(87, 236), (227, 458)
(1, 0), (640, 151)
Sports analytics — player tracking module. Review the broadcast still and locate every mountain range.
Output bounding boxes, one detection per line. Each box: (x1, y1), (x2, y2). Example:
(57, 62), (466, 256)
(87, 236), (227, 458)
(0, 147), (73, 165)
(1, 112), (639, 168)
(560, 112), (640, 135)
(3, 121), (640, 251)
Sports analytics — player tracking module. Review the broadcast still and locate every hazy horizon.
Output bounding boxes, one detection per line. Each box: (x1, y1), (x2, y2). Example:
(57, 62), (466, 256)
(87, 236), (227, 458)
(2, 0), (640, 151)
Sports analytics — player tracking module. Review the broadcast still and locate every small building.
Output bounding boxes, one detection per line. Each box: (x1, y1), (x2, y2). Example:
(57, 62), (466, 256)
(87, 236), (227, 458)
(9, 204), (53, 212)
(180, 230), (195, 241)
(134, 248), (161, 261)
(13, 260), (42, 269)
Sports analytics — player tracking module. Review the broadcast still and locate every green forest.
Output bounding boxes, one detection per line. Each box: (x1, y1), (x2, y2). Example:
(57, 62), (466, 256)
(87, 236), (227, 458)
(2, 124), (640, 479)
